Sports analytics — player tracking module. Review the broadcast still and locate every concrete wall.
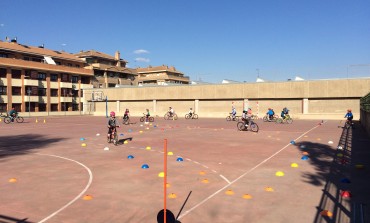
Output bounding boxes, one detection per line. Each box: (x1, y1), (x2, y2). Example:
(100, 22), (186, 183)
(84, 78), (370, 119)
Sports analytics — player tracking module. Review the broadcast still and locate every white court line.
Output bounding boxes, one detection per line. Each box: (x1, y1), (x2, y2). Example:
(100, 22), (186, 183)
(219, 175), (231, 184)
(36, 153), (93, 223)
(178, 123), (323, 220)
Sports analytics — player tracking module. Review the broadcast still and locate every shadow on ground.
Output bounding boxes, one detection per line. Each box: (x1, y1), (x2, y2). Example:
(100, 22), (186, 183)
(0, 214), (34, 223)
(294, 121), (370, 223)
(0, 134), (65, 159)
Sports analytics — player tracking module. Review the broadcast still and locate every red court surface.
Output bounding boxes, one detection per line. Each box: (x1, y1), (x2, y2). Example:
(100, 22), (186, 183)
(0, 116), (369, 223)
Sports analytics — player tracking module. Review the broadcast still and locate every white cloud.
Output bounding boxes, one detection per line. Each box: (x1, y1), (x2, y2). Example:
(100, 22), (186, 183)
(133, 49), (150, 54)
(0, 24), (4, 27)
(135, 57), (150, 63)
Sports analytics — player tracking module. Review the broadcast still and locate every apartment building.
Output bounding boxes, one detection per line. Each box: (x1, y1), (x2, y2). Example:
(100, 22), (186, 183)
(75, 50), (138, 88)
(0, 39), (93, 114)
(137, 65), (190, 85)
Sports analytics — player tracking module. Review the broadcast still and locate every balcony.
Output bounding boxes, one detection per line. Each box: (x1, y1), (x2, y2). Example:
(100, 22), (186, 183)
(50, 97), (58, 103)
(0, 77), (7, 86)
(60, 96), (72, 103)
(12, 95), (22, 103)
(0, 57), (94, 76)
(11, 79), (22, 87)
(50, 82), (58, 89)
(60, 82), (72, 88)
(24, 95), (40, 102)
(23, 79), (47, 87)
(80, 83), (93, 89)
(0, 95), (8, 103)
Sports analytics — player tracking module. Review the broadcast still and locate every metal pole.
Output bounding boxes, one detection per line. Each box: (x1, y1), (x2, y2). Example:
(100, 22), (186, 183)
(28, 90), (31, 117)
(105, 96), (108, 118)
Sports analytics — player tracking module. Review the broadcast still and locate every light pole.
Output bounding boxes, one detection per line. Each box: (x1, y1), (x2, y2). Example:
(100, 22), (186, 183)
(27, 89), (31, 117)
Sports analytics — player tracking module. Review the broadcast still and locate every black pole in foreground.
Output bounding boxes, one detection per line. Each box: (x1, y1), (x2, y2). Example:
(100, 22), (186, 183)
(176, 191), (192, 220)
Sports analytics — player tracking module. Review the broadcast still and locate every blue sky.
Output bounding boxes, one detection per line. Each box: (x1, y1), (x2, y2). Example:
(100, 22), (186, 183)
(1, 0), (370, 83)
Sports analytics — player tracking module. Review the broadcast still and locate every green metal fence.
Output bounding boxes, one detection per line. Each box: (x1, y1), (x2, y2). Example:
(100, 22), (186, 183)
(360, 92), (370, 112)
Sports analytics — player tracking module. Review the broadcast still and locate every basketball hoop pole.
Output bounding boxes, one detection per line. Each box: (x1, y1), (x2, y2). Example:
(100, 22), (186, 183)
(164, 139), (168, 223)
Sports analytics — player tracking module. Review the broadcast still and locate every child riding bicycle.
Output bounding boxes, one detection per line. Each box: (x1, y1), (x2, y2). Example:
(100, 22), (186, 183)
(344, 109), (353, 125)
(107, 111), (120, 141)
(123, 108), (130, 120)
(188, 108), (193, 118)
(281, 107), (289, 119)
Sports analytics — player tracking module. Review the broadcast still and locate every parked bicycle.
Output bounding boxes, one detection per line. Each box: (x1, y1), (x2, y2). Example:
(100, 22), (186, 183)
(4, 114), (24, 124)
(185, 113), (198, 119)
(164, 112), (178, 120)
(237, 120), (259, 132)
(140, 113), (154, 122)
(276, 114), (293, 124)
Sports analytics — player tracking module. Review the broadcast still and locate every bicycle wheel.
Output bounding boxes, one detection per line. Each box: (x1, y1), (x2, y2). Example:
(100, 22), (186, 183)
(226, 116), (231, 121)
(139, 117), (144, 122)
(16, 116), (24, 123)
(237, 122), (246, 131)
(276, 118), (283, 124)
(235, 117), (239, 121)
(149, 117), (154, 122)
(185, 114), (190, 119)
(4, 117), (11, 124)
(164, 114), (169, 120)
(263, 116), (268, 122)
(286, 118), (293, 124)
(173, 114), (178, 120)
(113, 133), (118, 146)
(250, 123), (259, 132)
(193, 114), (198, 119)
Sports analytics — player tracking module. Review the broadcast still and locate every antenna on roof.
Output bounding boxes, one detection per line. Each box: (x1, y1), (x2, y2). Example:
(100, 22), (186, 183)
(38, 44), (44, 48)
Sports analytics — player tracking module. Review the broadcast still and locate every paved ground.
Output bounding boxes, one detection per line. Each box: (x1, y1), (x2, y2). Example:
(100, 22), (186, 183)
(0, 116), (369, 223)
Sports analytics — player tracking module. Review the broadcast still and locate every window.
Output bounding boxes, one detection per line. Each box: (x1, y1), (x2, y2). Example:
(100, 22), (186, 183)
(72, 76), (78, 83)
(11, 69), (22, 79)
(39, 103), (46, 112)
(24, 57), (30, 61)
(72, 103), (79, 111)
(12, 87), (21, 95)
(61, 74), (69, 82)
(55, 61), (61, 65)
(26, 86), (38, 96)
(51, 74), (58, 82)
(38, 73), (46, 80)
(0, 68), (6, 78)
(67, 63), (72, 67)
(51, 104), (58, 111)
(0, 86), (6, 95)
(51, 89), (58, 96)
(0, 53), (8, 58)
(75, 64), (80, 68)
(38, 88), (46, 96)
(32, 58), (42, 62)
(0, 103), (6, 112)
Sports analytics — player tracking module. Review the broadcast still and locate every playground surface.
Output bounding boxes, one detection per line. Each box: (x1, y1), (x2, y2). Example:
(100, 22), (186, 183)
(0, 116), (369, 223)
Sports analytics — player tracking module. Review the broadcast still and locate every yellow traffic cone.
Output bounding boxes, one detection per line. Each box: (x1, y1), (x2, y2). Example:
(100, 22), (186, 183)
(43, 118), (46, 123)
(36, 118), (38, 123)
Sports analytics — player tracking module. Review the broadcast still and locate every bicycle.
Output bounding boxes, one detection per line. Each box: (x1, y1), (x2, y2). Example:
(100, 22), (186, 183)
(122, 116), (130, 125)
(4, 114), (24, 124)
(185, 113), (198, 119)
(140, 114), (154, 122)
(107, 127), (119, 146)
(263, 114), (279, 122)
(226, 113), (239, 121)
(344, 119), (354, 129)
(237, 119), (259, 132)
(276, 114), (293, 124)
(164, 112), (178, 120)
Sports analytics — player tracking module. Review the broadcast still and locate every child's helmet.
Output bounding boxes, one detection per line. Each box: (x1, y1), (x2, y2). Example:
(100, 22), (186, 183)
(348, 109), (352, 112)
(110, 111), (115, 117)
